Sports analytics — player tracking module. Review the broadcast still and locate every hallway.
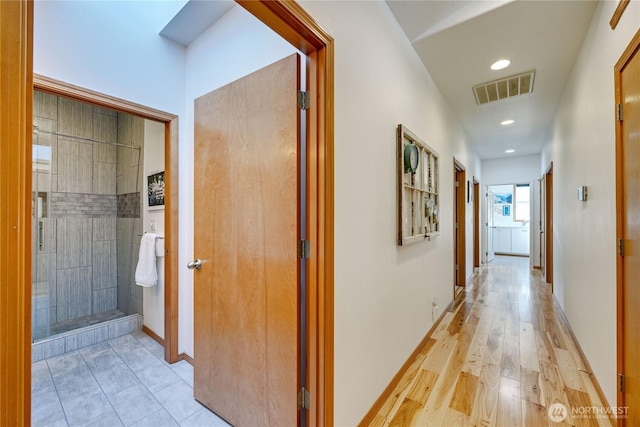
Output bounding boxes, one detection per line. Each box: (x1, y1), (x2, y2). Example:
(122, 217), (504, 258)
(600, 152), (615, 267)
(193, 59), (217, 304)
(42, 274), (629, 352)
(367, 256), (613, 426)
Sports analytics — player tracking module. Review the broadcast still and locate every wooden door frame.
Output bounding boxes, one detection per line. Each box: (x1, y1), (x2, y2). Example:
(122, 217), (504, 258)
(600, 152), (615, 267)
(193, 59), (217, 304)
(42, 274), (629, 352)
(544, 162), (553, 289)
(2, 1), (334, 425)
(615, 28), (640, 418)
(32, 75), (180, 365)
(0, 1), (33, 424)
(236, 3), (335, 425)
(453, 158), (466, 298)
(473, 177), (480, 269)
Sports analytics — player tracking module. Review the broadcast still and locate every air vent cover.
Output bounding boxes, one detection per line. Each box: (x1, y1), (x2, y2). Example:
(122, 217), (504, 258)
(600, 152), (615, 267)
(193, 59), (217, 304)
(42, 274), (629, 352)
(473, 70), (535, 105)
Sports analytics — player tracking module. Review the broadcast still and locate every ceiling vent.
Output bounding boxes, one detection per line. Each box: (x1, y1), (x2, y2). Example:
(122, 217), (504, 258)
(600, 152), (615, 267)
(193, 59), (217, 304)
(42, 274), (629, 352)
(473, 70), (535, 105)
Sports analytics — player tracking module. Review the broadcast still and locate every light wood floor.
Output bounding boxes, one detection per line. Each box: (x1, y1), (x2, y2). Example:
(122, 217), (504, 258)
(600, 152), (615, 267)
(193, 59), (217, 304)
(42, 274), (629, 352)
(367, 256), (613, 427)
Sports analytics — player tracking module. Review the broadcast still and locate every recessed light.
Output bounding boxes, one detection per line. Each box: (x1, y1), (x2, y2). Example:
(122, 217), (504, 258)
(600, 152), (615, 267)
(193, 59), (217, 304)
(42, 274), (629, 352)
(505, 149), (515, 153)
(491, 59), (511, 71)
(501, 119), (514, 126)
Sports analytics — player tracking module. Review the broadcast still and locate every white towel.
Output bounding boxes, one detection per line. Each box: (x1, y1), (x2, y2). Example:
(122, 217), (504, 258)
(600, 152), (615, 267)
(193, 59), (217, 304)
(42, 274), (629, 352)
(135, 233), (159, 287)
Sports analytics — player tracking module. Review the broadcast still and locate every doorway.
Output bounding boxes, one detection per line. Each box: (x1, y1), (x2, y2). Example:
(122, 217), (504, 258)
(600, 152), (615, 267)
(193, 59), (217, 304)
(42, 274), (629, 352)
(473, 178), (480, 269)
(543, 163), (553, 287)
(615, 28), (640, 423)
(453, 158), (466, 298)
(33, 76), (180, 363)
(486, 189), (496, 263)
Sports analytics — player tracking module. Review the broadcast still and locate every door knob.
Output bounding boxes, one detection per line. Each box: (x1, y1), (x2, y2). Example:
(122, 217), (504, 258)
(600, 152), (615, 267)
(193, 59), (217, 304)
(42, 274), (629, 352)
(187, 259), (202, 270)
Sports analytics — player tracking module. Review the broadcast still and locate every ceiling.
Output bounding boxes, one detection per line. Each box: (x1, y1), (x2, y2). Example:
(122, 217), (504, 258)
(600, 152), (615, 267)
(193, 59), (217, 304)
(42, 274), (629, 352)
(386, 0), (598, 159)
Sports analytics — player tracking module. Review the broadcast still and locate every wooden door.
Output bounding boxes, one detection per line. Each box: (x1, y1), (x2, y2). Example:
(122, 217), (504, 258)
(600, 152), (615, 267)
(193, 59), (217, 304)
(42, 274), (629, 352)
(539, 176), (545, 275)
(473, 179), (480, 268)
(544, 164), (553, 287)
(616, 31), (640, 424)
(454, 159), (466, 295)
(486, 190), (495, 263)
(193, 54), (299, 427)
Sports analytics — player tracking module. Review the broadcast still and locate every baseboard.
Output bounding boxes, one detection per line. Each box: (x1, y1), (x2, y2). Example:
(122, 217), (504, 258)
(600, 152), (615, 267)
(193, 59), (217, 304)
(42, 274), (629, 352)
(357, 296), (458, 426)
(552, 295), (614, 423)
(179, 352), (194, 365)
(142, 325), (165, 347)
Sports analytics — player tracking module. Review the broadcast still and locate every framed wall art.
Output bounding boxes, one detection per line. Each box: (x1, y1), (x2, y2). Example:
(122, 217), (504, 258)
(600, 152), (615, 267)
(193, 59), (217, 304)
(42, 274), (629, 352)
(397, 124), (440, 246)
(147, 170), (165, 210)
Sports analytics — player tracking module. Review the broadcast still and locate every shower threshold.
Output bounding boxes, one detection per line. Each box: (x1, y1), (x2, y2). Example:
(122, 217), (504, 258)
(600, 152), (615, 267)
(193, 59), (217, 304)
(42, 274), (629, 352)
(32, 312), (143, 362)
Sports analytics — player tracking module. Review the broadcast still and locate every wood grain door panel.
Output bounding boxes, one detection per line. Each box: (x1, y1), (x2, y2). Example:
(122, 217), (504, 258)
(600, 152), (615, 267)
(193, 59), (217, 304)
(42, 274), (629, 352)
(193, 54), (299, 427)
(619, 36), (640, 423)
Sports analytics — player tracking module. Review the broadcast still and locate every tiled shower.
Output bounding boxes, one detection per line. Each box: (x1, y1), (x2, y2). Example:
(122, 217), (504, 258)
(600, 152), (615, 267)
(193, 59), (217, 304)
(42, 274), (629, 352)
(32, 91), (145, 353)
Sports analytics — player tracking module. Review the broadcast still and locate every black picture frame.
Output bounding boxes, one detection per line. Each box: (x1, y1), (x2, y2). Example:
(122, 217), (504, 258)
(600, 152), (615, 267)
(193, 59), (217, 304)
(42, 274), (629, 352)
(147, 171), (165, 209)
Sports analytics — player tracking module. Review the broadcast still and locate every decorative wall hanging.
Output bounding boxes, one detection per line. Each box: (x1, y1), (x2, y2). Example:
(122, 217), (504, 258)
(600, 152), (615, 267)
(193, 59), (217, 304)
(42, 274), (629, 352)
(397, 124), (440, 246)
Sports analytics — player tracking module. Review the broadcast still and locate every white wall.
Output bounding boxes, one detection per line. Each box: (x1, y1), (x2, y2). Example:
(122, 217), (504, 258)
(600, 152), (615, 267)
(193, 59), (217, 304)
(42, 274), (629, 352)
(482, 154), (541, 265)
(301, 2), (479, 425)
(142, 119), (166, 338)
(541, 0), (640, 406)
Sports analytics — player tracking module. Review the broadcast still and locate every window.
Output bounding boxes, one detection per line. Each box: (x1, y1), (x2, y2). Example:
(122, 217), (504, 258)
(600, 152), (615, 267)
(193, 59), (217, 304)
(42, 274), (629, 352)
(515, 184), (530, 222)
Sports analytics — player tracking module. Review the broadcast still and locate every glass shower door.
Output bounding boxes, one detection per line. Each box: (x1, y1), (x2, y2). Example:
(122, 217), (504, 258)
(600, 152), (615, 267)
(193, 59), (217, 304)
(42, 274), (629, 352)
(32, 126), (53, 341)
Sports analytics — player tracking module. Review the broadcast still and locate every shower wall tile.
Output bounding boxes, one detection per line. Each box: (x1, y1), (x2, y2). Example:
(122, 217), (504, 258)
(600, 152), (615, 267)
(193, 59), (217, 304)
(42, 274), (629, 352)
(58, 97), (93, 139)
(93, 162), (117, 195)
(93, 106), (118, 118)
(116, 149), (142, 195)
(34, 91), (58, 120)
(49, 219), (57, 252)
(33, 307), (50, 337)
(33, 172), (52, 193)
(93, 113), (117, 144)
(93, 141), (117, 164)
(56, 267), (93, 323)
(92, 240), (116, 290)
(93, 288), (117, 313)
(117, 113), (144, 148)
(57, 218), (92, 269)
(117, 193), (140, 218)
(93, 218), (116, 241)
(117, 269), (131, 315)
(57, 138), (93, 194)
(35, 253), (50, 283)
(51, 193), (117, 217)
(33, 116), (57, 178)
(33, 116), (57, 133)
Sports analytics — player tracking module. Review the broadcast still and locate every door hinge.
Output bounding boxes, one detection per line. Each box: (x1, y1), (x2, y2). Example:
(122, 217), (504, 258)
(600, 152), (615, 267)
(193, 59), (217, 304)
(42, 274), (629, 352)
(618, 238), (625, 257)
(617, 104), (623, 122)
(298, 387), (310, 410)
(619, 373), (625, 392)
(455, 181), (460, 187)
(455, 223), (459, 229)
(298, 91), (310, 110)
(298, 239), (310, 259)
(455, 264), (459, 271)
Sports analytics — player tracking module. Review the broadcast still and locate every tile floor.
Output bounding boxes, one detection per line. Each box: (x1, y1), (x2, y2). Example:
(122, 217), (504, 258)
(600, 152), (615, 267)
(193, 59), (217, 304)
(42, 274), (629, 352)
(32, 330), (231, 427)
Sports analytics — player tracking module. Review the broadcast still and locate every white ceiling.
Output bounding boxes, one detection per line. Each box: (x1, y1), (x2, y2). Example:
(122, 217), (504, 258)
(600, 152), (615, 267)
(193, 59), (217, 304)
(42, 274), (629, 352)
(386, 0), (598, 159)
